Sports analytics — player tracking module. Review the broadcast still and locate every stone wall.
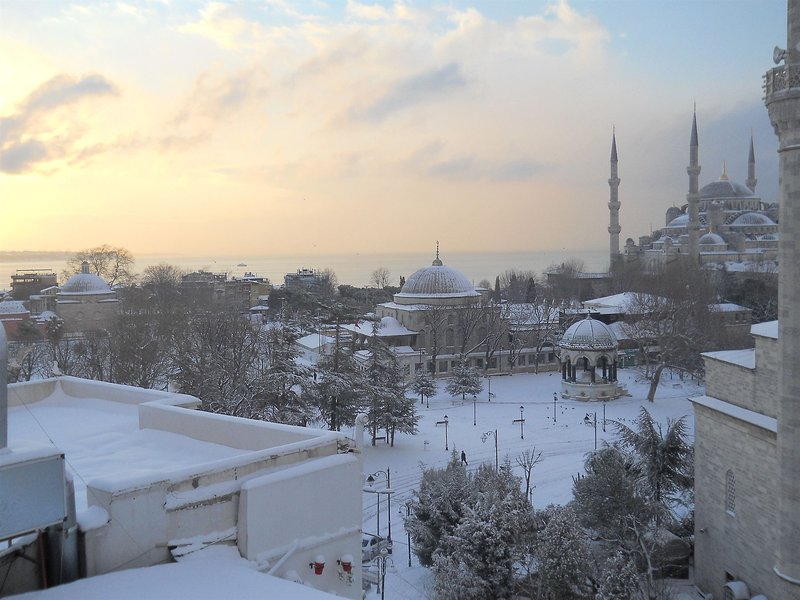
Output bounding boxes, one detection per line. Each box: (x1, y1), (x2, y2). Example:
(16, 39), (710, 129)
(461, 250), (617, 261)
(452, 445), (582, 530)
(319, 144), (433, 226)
(693, 403), (777, 599)
(753, 334), (779, 418)
(703, 355), (756, 410)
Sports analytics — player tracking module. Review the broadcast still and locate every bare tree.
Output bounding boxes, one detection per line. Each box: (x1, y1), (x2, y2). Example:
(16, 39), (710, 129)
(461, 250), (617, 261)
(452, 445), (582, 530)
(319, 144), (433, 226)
(422, 304), (450, 377)
(370, 267), (391, 289)
(64, 245), (136, 287)
(515, 447), (543, 505)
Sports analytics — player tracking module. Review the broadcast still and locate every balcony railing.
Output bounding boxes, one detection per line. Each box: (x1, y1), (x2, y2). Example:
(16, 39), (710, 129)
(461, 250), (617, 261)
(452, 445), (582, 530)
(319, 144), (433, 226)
(764, 64), (800, 99)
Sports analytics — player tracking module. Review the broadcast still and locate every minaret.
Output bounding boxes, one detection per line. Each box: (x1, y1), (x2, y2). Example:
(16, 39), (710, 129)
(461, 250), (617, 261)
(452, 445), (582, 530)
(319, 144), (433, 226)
(686, 109), (701, 262)
(746, 133), (757, 192)
(608, 129), (622, 266)
(765, 0), (800, 595)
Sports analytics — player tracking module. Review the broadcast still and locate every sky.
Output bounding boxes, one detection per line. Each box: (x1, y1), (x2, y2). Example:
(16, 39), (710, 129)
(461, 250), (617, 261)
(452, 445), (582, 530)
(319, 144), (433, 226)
(0, 0), (787, 257)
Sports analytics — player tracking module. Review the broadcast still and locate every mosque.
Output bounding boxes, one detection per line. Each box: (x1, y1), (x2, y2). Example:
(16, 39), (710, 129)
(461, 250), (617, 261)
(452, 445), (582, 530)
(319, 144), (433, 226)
(611, 118), (779, 269)
(345, 247), (560, 380)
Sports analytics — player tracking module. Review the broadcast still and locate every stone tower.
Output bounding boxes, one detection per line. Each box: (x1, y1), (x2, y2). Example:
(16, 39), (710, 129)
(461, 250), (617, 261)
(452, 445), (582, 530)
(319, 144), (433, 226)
(764, 0), (800, 595)
(686, 110), (701, 262)
(746, 133), (758, 193)
(608, 130), (621, 266)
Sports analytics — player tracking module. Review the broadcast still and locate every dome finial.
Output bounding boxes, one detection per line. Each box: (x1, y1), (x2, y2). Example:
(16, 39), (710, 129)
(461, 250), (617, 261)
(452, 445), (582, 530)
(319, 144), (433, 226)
(81, 260), (90, 275)
(432, 241), (443, 266)
(720, 161), (729, 180)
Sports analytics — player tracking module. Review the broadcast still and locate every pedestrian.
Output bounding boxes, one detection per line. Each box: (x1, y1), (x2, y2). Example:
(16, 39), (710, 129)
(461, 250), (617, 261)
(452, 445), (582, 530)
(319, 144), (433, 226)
(461, 450), (468, 466)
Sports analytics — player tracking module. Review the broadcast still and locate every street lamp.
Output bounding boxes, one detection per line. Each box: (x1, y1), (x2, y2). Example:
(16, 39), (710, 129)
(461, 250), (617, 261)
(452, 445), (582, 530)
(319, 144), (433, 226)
(512, 405), (525, 439)
(473, 395), (477, 427)
(366, 469), (393, 544)
(373, 545), (394, 600)
(482, 429), (498, 471)
(444, 415), (449, 450)
(553, 392), (558, 423)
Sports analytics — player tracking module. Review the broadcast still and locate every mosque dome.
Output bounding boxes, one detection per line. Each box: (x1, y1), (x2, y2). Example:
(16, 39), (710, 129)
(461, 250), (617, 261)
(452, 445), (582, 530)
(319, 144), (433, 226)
(731, 212), (776, 226)
(560, 316), (618, 351)
(60, 262), (113, 295)
(397, 262), (478, 298)
(700, 179), (755, 200)
(666, 214), (689, 228)
(699, 233), (726, 246)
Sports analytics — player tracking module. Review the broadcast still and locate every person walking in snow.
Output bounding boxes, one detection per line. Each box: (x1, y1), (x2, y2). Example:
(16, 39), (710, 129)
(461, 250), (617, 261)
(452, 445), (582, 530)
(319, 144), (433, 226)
(461, 450), (468, 466)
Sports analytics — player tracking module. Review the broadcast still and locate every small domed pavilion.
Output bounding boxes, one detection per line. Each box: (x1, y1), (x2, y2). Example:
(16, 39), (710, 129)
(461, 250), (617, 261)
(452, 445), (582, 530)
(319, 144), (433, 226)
(559, 315), (626, 400)
(56, 261), (119, 332)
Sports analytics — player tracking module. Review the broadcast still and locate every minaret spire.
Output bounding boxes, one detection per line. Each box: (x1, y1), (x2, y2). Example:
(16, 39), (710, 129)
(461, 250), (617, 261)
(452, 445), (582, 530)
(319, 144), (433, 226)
(686, 108), (701, 262)
(608, 127), (621, 267)
(746, 132), (757, 192)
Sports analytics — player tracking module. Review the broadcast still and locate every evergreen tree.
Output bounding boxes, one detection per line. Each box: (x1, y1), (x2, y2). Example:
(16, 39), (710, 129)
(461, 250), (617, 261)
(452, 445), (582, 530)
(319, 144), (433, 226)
(433, 464), (534, 599)
(536, 506), (592, 600)
(410, 368), (436, 405)
(362, 333), (418, 445)
(494, 276), (502, 302)
(263, 323), (314, 425)
(445, 358), (483, 401)
(406, 453), (471, 566)
(595, 551), (640, 600)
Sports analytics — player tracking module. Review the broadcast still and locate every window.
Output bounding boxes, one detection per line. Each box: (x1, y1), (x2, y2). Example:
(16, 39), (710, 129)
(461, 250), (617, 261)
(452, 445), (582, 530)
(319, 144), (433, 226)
(725, 470), (735, 515)
(439, 361), (448, 373)
(446, 329), (455, 347)
(447, 314), (454, 325)
(476, 358), (484, 368)
(489, 357), (497, 369)
(415, 362), (423, 372)
(451, 360), (459, 369)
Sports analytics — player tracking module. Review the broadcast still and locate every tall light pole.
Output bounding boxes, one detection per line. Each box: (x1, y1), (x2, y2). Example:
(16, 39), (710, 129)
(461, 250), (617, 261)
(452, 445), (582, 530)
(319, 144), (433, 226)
(366, 469), (393, 544)
(473, 395), (477, 426)
(405, 503), (412, 567)
(553, 392), (557, 423)
(374, 546), (393, 600)
(519, 406), (525, 439)
(444, 415), (449, 450)
(482, 429), (498, 471)
(487, 375), (492, 402)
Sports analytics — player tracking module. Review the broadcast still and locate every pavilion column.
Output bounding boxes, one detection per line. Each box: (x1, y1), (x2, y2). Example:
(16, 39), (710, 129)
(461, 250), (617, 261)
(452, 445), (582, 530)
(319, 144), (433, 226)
(591, 367), (596, 383)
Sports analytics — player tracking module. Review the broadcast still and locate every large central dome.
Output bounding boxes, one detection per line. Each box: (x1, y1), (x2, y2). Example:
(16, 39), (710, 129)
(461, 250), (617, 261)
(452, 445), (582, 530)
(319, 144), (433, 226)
(394, 254), (480, 304)
(700, 179), (755, 199)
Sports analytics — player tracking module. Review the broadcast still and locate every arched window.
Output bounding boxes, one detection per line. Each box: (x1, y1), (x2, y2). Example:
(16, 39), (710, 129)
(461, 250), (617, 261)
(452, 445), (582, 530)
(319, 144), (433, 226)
(725, 470), (735, 515)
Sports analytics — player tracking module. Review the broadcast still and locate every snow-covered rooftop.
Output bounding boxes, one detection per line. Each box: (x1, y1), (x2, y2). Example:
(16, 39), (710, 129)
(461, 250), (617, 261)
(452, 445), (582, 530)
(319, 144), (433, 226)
(0, 300), (29, 315)
(690, 395), (776, 433)
(751, 320), (778, 339)
(16, 545), (338, 600)
(296, 333), (335, 349)
(701, 348), (756, 370)
(710, 302), (749, 312)
(343, 316), (417, 337)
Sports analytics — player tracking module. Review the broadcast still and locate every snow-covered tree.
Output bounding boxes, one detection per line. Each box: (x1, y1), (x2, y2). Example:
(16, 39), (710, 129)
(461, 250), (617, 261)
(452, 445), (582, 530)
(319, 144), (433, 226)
(410, 368), (436, 405)
(595, 551), (640, 600)
(405, 453), (471, 567)
(445, 358), (483, 401)
(432, 464), (534, 599)
(535, 506), (592, 600)
(262, 323), (313, 425)
(362, 333), (417, 445)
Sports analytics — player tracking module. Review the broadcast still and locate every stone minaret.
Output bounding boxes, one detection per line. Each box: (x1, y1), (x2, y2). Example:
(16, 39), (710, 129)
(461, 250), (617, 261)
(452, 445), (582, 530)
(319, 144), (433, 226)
(686, 110), (701, 262)
(765, 0), (800, 595)
(746, 133), (757, 193)
(608, 130), (622, 266)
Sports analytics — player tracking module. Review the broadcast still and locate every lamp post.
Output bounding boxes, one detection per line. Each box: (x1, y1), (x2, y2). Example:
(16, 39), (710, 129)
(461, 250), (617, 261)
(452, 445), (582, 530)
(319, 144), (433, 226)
(418, 348), (424, 405)
(553, 392), (557, 423)
(444, 415), (449, 450)
(519, 406), (525, 439)
(405, 503), (412, 567)
(373, 546), (393, 600)
(367, 469), (392, 544)
(482, 429), (498, 471)
(473, 395), (477, 427)
(487, 375), (491, 402)
(602, 401), (606, 432)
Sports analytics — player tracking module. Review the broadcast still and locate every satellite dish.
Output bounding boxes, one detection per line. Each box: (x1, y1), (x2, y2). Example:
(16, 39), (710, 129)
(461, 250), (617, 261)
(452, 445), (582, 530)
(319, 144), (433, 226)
(774, 45), (786, 64)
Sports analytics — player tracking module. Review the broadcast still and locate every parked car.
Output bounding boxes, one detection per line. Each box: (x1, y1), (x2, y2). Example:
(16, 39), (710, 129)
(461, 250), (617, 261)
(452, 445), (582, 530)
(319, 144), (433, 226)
(362, 534), (391, 562)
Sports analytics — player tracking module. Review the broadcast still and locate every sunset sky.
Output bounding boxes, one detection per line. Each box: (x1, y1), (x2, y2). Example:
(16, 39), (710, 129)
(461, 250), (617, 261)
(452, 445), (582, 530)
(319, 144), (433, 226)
(0, 0), (786, 257)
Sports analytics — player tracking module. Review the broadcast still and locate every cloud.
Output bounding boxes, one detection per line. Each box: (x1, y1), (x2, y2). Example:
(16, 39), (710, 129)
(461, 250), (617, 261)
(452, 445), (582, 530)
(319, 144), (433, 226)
(410, 142), (547, 182)
(350, 63), (467, 122)
(0, 73), (118, 174)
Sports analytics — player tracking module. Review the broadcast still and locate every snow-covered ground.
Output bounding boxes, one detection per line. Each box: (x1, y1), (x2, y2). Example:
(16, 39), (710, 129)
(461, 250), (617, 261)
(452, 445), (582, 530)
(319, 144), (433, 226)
(361, 368), (702, 599)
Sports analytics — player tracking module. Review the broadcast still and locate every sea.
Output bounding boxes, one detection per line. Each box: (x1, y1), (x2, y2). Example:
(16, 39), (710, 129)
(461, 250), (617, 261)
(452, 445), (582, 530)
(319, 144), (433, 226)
(0, 248), (609, 290)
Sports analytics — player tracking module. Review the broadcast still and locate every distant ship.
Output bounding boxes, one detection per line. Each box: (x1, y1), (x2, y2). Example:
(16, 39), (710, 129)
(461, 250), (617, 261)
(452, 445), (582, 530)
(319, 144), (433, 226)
(237, 262), (247, 267)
